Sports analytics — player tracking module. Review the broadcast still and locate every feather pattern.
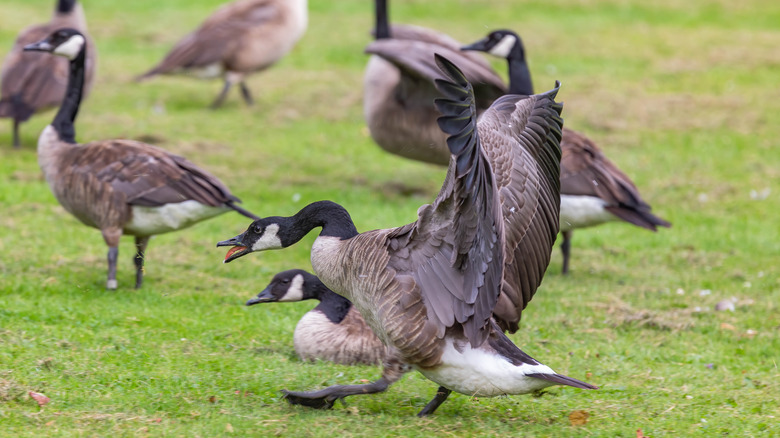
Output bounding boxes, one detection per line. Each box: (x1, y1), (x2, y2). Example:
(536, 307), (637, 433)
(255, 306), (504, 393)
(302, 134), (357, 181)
(0, 2), (95, 136)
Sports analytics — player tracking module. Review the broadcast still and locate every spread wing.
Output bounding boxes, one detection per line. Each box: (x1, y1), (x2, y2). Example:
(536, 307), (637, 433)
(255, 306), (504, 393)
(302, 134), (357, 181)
(66, 140), (240, 207)
(365, 38), (507, 109)
(479, 87), (565, 332)
(561, 129), (670, 230)
(387, 55), (505, 347)
(139, 0), (280, 75)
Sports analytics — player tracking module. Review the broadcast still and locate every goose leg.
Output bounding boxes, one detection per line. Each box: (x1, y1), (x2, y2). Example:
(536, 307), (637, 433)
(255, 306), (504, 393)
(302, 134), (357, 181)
(561, 230), (573, 275)
(417, 386), (451, 417)
(102, 228), (122, 290)
(134, 236), (150, 289)
(210, 80), (232, 109)
(239, 82), (254, 106)
(12, 119), (20, 148)
(283, 357), (409, 410)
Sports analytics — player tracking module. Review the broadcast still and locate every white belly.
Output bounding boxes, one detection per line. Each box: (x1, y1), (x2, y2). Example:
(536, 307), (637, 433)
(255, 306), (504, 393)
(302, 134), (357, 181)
(124, 201), (228, 236)
(415, 339), (558, 397)
(559, 195), (617, 232)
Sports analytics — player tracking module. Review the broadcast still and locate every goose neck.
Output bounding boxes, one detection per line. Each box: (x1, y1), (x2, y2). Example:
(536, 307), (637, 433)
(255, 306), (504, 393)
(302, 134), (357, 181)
(375, 0), (390, 39)
(51, 48), (86, 144)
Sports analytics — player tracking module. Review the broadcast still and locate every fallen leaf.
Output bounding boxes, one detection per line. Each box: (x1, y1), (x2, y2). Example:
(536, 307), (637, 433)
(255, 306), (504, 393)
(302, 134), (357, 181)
(569, 410), (589, 426)
(720, 323), (736, 331)
(209, 396), (217, 403)
(637, 429), (649, 438)
(29, 391), (50, 407)
(45, 421), (55, 427)
(225, 423), (234, 433)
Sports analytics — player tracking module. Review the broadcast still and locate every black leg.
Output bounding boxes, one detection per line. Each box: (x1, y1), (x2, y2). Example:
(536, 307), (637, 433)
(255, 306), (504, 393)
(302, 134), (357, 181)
(283, 356), (409, 411)
(239, 82), (254, 106)
(283, 377), (393, 410)
(107, 247), (119, 290)
(210, 80), (232, 109)
(12, 119), (20, 148)
(134, 236), (150, 289)
(417, 386), (451, 417)
(561, 230), (572, 275)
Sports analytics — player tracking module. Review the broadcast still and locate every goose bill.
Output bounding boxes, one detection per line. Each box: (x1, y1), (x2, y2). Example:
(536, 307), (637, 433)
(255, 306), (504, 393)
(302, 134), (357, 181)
(222, 245), (250, 263)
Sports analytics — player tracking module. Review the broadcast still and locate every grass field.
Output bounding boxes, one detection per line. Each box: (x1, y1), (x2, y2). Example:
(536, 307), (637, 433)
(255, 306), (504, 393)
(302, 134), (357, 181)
(1, 0), (779, 436)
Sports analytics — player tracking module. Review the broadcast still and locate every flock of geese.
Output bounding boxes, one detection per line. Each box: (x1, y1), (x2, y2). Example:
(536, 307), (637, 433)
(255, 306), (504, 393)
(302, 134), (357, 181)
(1, 0), (672, 417)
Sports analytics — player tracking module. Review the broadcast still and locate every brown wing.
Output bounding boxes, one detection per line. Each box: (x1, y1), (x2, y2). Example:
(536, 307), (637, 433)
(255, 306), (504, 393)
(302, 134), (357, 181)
(138, 0), (280, 76)
(365, 38), (507, 109)
(0, 24), (68, 120)
(67, 139), (240, 208)
(386, 23), (504, 73)
(477, 86), (565, 333)
(1, 20), (96, 121)
(386, 55), (505, 348)
(561, 129), (671, 230)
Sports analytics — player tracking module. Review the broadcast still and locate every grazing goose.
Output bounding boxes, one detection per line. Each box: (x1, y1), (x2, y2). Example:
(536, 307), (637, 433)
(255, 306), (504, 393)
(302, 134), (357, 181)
(362, 0), (506, 165)
(24, 28), (258, 290)
(218, 56), (596, 416)
(463, 29), (671, 274)
(249, 269), (388, 366)
(0, 0), (95, 148)
(137, 0), (308, 108)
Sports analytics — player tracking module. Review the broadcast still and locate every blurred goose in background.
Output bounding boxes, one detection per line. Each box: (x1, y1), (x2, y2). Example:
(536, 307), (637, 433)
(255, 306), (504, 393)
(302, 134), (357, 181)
(219, 56), (595, 416)
(0, 0), (95, 148)
(362, 0), (506, 164)
(463, 29), (671, 274)
(137, 0), (307, 108)
(24, 28), (258, 290)
(248, 269), (388, 366)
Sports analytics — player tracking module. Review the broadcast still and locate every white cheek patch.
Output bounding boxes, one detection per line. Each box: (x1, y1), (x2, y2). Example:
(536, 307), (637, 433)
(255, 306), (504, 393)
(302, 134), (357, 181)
(251, 223), (283, 251)
(53, 35), (85, 60)
(279, 274), (305, 302)
(488, 35), (517, 58)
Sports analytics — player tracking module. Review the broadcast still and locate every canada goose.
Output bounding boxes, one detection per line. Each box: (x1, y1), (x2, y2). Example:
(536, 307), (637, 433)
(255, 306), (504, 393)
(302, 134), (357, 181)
(463, 29), (671, 274)
(24, 28), (258, 290)
(362, 0), (506, 165)
(249, 269), (388, 366)
(218, 56), (596, 416)
(137, 0), (308, 109)
(0, 0), (95, 148)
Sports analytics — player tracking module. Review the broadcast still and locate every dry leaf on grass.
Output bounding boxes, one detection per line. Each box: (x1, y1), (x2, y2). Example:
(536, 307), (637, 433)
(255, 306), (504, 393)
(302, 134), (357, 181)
(637, 428), (649, 438)
(29, 391), (50, 407)
(569, 409), (589, 426)
(720, 323), (737, 331)
(225, 423), (234, 433)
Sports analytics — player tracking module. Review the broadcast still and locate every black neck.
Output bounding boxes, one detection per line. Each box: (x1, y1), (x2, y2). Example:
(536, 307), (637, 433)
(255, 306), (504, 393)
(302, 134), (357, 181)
(57, 0), (77, 14)
(375, 0), (390, 39)
(52, 49), (85, 144)
(313, 284), (353, 324)
(280, 201), (359, 246)
(506, 45), (534, 95)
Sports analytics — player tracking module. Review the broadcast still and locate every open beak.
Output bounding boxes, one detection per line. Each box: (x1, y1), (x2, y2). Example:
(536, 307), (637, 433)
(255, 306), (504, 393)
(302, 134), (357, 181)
(461, 38), (489, 52)
(246, 287), (275, 306)
(216, 232), (251, 263)
(23, 40), (54, 53)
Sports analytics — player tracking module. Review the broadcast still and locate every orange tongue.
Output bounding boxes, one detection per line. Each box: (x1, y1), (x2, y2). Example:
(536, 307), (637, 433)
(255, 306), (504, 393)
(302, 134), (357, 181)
(225, 246), (247, 261)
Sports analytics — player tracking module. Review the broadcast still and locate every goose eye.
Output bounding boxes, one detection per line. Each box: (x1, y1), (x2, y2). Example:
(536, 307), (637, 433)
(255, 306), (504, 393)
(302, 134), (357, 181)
(253, 224), (263, 234)
(281, 279), (290, 284)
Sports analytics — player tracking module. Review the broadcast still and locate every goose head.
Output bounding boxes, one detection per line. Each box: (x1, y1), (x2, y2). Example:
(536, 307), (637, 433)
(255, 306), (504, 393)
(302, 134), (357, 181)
(247, 269), (316, 305)
(461, 29), (524, 61)
(217, 217), (288, 263)
(23, 28), (86, 61)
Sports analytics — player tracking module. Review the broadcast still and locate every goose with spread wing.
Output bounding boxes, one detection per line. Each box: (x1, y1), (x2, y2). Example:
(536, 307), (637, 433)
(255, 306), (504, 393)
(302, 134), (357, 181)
(219, 55), (595, 416)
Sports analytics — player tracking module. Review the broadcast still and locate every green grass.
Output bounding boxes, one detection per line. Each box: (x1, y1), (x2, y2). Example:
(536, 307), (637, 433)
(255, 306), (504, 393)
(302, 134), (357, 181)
(2, 0), (779, 436)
